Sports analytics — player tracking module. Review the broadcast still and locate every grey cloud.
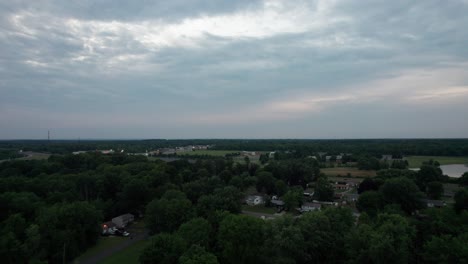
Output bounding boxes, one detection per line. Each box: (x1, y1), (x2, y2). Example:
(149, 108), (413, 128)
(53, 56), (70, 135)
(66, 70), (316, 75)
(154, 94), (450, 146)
(1, 0), (263, 22)
(1, 0), (468, 138)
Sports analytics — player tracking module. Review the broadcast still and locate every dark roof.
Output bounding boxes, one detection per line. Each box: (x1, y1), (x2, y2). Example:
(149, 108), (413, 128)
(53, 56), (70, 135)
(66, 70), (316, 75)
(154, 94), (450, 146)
(271, 199), (285, 206)
(421, 199), (446, 206)
(302, 202), (321, 208)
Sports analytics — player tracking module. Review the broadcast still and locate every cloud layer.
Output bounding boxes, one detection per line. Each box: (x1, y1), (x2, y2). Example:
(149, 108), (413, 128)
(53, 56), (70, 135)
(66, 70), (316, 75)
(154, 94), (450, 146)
(1, 0), (468, 139)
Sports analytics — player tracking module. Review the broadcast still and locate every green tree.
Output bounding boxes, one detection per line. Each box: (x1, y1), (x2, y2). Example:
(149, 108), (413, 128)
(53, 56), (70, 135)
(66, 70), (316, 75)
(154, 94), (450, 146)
(314, 177), (334, 201)
(197, 186), (242, 217)
(298, 210), (333, 262)
(218, 214), (264, 264)
(262, 216), (306, 263)
(454, 188), (468, 213)
(417, 165), (443, 191)
(357, 191), (384, 217)
(179, 245), (219, 264)
(282, 187), (303, 211)
(119, 178), (150, 213)
(218, 170), (232, 184)
(427, 181), (444, 200)
(275, 180), (288, 196)
(177, 218), (211, 248)
(369, 214), (415, 263)
(459, 172), (468, 186)
(346, 214), (416, 264)
(256, 171), (276, 194)
(146, 190), (193, 233)
(140, 233), (186, 264)
(36, 202), (102, 263)
(380, 177), (424, 214)
(422, 234), (468, 263)
(259, 154), (269, 165)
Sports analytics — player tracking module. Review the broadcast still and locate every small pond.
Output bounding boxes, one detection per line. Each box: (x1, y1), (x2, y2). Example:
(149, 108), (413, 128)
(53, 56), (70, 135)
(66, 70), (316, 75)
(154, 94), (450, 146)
(410, 164), (468, 178)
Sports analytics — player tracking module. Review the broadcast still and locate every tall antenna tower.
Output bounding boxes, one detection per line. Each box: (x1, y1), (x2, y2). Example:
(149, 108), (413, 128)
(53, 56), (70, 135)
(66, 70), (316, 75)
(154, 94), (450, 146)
(48, 130), (50, 142)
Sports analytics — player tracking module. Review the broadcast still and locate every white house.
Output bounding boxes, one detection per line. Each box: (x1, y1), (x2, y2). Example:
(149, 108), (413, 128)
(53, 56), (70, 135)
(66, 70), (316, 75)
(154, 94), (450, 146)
(246, 195), (265, 206)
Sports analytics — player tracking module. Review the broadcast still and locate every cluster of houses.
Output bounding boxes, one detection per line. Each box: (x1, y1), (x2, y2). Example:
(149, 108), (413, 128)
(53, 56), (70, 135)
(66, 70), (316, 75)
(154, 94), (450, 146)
(72, 149), (118, 155)
(147, 145), (212, 156)
(73, 145), (213, 157)
(244, 193), (342, 215)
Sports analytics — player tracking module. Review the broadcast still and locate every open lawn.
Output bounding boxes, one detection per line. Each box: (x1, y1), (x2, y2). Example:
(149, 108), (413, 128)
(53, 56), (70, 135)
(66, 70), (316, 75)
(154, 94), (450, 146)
(17, 152), (50, 160)
(321, 167), (376, 177)
(405, 156), (468, 168)
(73, 237), (127, 263)
(100, 239), (150, 264)
(242, 204), (277, 214)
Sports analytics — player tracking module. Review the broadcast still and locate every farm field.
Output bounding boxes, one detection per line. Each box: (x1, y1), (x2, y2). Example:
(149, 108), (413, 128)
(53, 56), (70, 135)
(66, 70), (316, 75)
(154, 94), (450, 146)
(321, 167), (377, 177)
(405, 156), (468, 168)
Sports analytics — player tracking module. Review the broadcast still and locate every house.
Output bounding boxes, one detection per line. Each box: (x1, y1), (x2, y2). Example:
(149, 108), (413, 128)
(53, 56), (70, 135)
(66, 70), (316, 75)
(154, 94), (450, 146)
(269, 152), (276, 158)
(332, 178), (360, 188)
(112, 213), (135, 228)
(381, 155), (393, 161)
(422, 199), (446, 208)
(300, 202), (321, 213)
(333, 184), (349, 190)
(270, 199), (285, 208)
(100, 149), (115, 154)
(245, 195), (265, 206)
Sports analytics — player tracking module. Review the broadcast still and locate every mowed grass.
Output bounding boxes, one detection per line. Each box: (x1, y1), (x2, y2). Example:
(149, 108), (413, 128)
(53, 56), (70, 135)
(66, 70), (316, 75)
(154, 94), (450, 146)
(100, 239), (150, 264)
(73, 237), (127, 263)
(16, 152), (50, 161)
(321, 167), (377, 177)
(405, 156), (468, 168)
(242, 204), (277, 214)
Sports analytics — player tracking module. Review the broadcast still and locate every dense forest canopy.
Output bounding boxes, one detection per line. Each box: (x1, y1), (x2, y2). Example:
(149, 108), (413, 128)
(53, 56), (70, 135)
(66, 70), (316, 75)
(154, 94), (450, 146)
(1, 138), (468, 156)
(0, 140), (467, 263)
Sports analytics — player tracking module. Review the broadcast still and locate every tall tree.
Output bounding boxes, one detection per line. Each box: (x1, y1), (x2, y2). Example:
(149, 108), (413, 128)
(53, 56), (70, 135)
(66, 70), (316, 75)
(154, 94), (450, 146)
(140, 233), (186, 264)
(146, 190), (193, 234)
(218, 215), (264, 264)
(314, 176), (334, 201)
(380, 177), (424, 214)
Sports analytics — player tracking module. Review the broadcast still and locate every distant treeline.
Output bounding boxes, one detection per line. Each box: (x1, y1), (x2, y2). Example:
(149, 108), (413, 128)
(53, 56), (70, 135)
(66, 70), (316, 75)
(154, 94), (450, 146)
(1, 139), (468, 156)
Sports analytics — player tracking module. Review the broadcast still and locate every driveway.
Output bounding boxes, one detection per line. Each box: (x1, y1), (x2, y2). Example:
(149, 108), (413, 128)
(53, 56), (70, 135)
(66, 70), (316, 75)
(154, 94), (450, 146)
(77, 225), (149, 264)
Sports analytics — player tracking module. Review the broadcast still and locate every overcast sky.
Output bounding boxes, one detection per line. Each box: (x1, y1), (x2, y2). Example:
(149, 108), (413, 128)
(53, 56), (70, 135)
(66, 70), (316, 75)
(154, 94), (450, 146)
(1, 0), (468, 139)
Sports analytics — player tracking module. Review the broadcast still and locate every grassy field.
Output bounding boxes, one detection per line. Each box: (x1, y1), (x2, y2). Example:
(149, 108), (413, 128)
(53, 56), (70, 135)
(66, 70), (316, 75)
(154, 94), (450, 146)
(100, 239), (150, 264)
(321, 167), (377, 177)
(17, 152), (50, 160)
(73, 237), (127, 263)
(242, 204), (277, 214)
(405, 156), (468, 168)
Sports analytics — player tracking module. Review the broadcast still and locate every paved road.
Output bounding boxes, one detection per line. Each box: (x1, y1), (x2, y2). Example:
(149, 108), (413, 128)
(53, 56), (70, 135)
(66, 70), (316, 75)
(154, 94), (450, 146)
(77, 226), (149, 264)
